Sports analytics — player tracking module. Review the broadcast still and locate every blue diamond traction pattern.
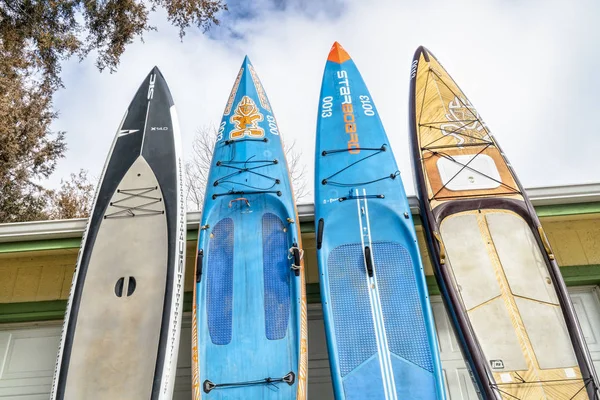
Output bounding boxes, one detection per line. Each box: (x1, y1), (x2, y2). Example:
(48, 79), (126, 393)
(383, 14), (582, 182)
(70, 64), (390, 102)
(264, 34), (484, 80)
(262, 213), (290, 340)
(328, 243), (377, 376)
(207, 218), (234, 345)
(374, 241), (433, 372)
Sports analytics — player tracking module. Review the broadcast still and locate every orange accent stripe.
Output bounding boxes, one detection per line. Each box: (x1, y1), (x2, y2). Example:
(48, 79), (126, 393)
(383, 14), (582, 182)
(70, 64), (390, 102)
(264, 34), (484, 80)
(327, 41), (351, 64)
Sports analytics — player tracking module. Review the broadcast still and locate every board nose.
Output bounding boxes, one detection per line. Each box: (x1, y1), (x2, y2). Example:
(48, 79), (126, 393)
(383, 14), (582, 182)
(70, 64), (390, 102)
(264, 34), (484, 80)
(327, 41), (351, 64)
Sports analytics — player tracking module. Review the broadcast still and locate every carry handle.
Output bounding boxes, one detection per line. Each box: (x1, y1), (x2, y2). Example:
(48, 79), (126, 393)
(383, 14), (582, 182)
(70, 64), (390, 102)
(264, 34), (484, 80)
(228, 197), (250, 208)
(538, 226), (555, 260)
(433, 231), (446, 265)
(196, 249), (204, 282)
(317, 218), (324, 250)
(364, 246), (374, 277)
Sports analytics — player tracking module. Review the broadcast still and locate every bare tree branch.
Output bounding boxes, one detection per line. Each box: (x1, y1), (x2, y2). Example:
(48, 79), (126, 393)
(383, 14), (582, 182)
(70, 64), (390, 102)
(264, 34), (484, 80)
(185, 125), (219, 211)
(185, 125), (308, 211)
(283, 139), (308, 202)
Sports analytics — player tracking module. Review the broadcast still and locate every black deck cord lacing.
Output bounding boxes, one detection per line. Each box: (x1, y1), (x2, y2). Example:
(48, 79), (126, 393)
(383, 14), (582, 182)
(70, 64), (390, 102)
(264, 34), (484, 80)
(212, 139), (282, 200)
(104, 186), (164, 219)
(489, 375), (597, 400)
(421, 144), (521, 202)
(225, 137), (269, 145)
(213, 158), (280, 187)
(419, 66), (492, 147)
(320, 144), (399, 189)
(417, 66), (520, 198)
(203, 372), (295, 393)
(337, 194), (385, 202)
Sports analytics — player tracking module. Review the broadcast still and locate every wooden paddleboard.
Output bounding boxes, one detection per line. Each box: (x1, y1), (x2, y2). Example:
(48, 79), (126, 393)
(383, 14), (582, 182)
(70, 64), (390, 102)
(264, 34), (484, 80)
(409, 46), (599, 399)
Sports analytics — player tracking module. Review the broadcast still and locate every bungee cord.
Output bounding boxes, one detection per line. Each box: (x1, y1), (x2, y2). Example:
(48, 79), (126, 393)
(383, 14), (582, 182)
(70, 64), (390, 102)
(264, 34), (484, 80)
(203, 372), (295, 394)
(211, 141), (283, 199)
(320, 144), (398, 191)
(104, 186), (163, 218)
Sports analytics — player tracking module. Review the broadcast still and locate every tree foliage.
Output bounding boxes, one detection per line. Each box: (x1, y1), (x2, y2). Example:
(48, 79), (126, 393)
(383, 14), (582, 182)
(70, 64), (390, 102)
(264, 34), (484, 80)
(186, 126), (308, 211)
(0, 0), (226, 223)
(46, 169), (94, 220)
(0, 0), (226, 88)
(0, 50), (65, 222)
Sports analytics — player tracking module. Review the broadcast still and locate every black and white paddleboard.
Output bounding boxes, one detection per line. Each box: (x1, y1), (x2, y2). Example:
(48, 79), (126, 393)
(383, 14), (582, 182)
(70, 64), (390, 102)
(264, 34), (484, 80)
(51, 67), (186, 400)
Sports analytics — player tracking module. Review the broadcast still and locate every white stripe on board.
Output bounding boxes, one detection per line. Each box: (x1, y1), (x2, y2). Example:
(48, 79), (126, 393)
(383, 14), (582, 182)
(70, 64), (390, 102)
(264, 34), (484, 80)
(363, 188), (398, 400)
(355, 189), (393, 400)
(140, 101), (151, 153)
(359, 193), (393, 399)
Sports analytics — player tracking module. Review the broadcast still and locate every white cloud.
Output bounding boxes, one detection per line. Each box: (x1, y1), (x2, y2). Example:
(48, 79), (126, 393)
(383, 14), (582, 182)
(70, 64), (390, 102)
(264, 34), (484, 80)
(49, 0), (600, 204)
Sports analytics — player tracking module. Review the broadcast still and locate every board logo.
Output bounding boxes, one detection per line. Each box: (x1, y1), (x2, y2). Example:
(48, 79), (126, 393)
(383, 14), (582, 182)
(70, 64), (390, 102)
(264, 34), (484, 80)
(441, 96), (489, 146)
(147, 73), (156, 100)
(118, 129), (139, 136)
(490, 359), (504, 369)
(224, 68), (243, 116)
(410, 59), (418, 79)
(229, 96), (264, 140)
(337, 70), (359, 154)
(248, 64), (271, 112)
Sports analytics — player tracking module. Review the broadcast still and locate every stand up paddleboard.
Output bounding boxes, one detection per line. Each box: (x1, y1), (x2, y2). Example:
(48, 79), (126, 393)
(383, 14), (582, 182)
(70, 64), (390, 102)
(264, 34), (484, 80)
(409, 46), (600, 399)
(191, 57), (308, 399)
(51, 67), (185, 400)
(314, 42), (446, 400)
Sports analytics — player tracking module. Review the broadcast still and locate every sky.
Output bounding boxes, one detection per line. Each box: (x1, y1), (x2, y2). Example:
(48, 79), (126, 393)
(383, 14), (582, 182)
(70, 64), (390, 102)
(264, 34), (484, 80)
(50, 0), (600, 207)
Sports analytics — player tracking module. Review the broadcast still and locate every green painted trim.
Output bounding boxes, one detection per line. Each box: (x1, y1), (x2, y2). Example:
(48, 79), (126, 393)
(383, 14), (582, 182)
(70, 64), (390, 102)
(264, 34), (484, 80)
(0, 300), (67, 323)
(412, 215), (423, 226)
(2, 202), (598, 254)
(300, 221), (314, 234)
(0, 293), (195, 324)
(534, 201), (600, 218)
(561, 264), (600, 286)
(1, 265), (599, 324)
(0, 231), (200, 255)
(426, 275), (440, 296)
(0, 238), (81, 254)
(187, 229), (198, 242)
(307, 283), (320, 304)
(183, 292), (193, 313)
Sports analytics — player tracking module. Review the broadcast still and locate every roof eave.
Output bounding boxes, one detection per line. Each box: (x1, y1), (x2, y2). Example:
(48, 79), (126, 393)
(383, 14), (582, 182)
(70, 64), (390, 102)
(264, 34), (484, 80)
(2, 183), (600, 243)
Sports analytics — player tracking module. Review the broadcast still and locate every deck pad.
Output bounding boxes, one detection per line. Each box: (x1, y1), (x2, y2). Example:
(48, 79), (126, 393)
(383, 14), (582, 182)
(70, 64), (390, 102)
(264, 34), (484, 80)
(374, 242), (433, 373)
(328, 243), (378, 377)
(440, 210), (582, 396)
(328, 241), (435, 381)
(64, 157), (166, 399)
(207, 218), (234, 345)
(263, 213), (291, 341)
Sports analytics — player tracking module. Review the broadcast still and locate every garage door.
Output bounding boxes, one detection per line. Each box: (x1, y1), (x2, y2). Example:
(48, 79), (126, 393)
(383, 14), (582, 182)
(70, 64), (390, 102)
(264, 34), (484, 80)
(432, 287), (600, 399)
(1, 288), (599, 399)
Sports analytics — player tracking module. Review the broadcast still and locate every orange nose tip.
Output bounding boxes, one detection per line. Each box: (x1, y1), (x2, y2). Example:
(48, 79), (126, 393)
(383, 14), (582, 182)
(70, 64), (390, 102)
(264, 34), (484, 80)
(327, 42), (351, 64)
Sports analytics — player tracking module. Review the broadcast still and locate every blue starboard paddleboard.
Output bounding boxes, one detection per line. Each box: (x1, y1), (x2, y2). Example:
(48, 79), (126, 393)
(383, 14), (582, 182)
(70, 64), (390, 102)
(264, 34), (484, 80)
(191, 57), (308, 400)
(314, 42), (446, 400)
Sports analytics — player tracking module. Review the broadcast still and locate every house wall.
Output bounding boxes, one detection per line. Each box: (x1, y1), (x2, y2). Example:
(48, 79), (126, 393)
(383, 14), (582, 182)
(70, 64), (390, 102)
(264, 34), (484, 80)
(0, 212), (599, 306)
